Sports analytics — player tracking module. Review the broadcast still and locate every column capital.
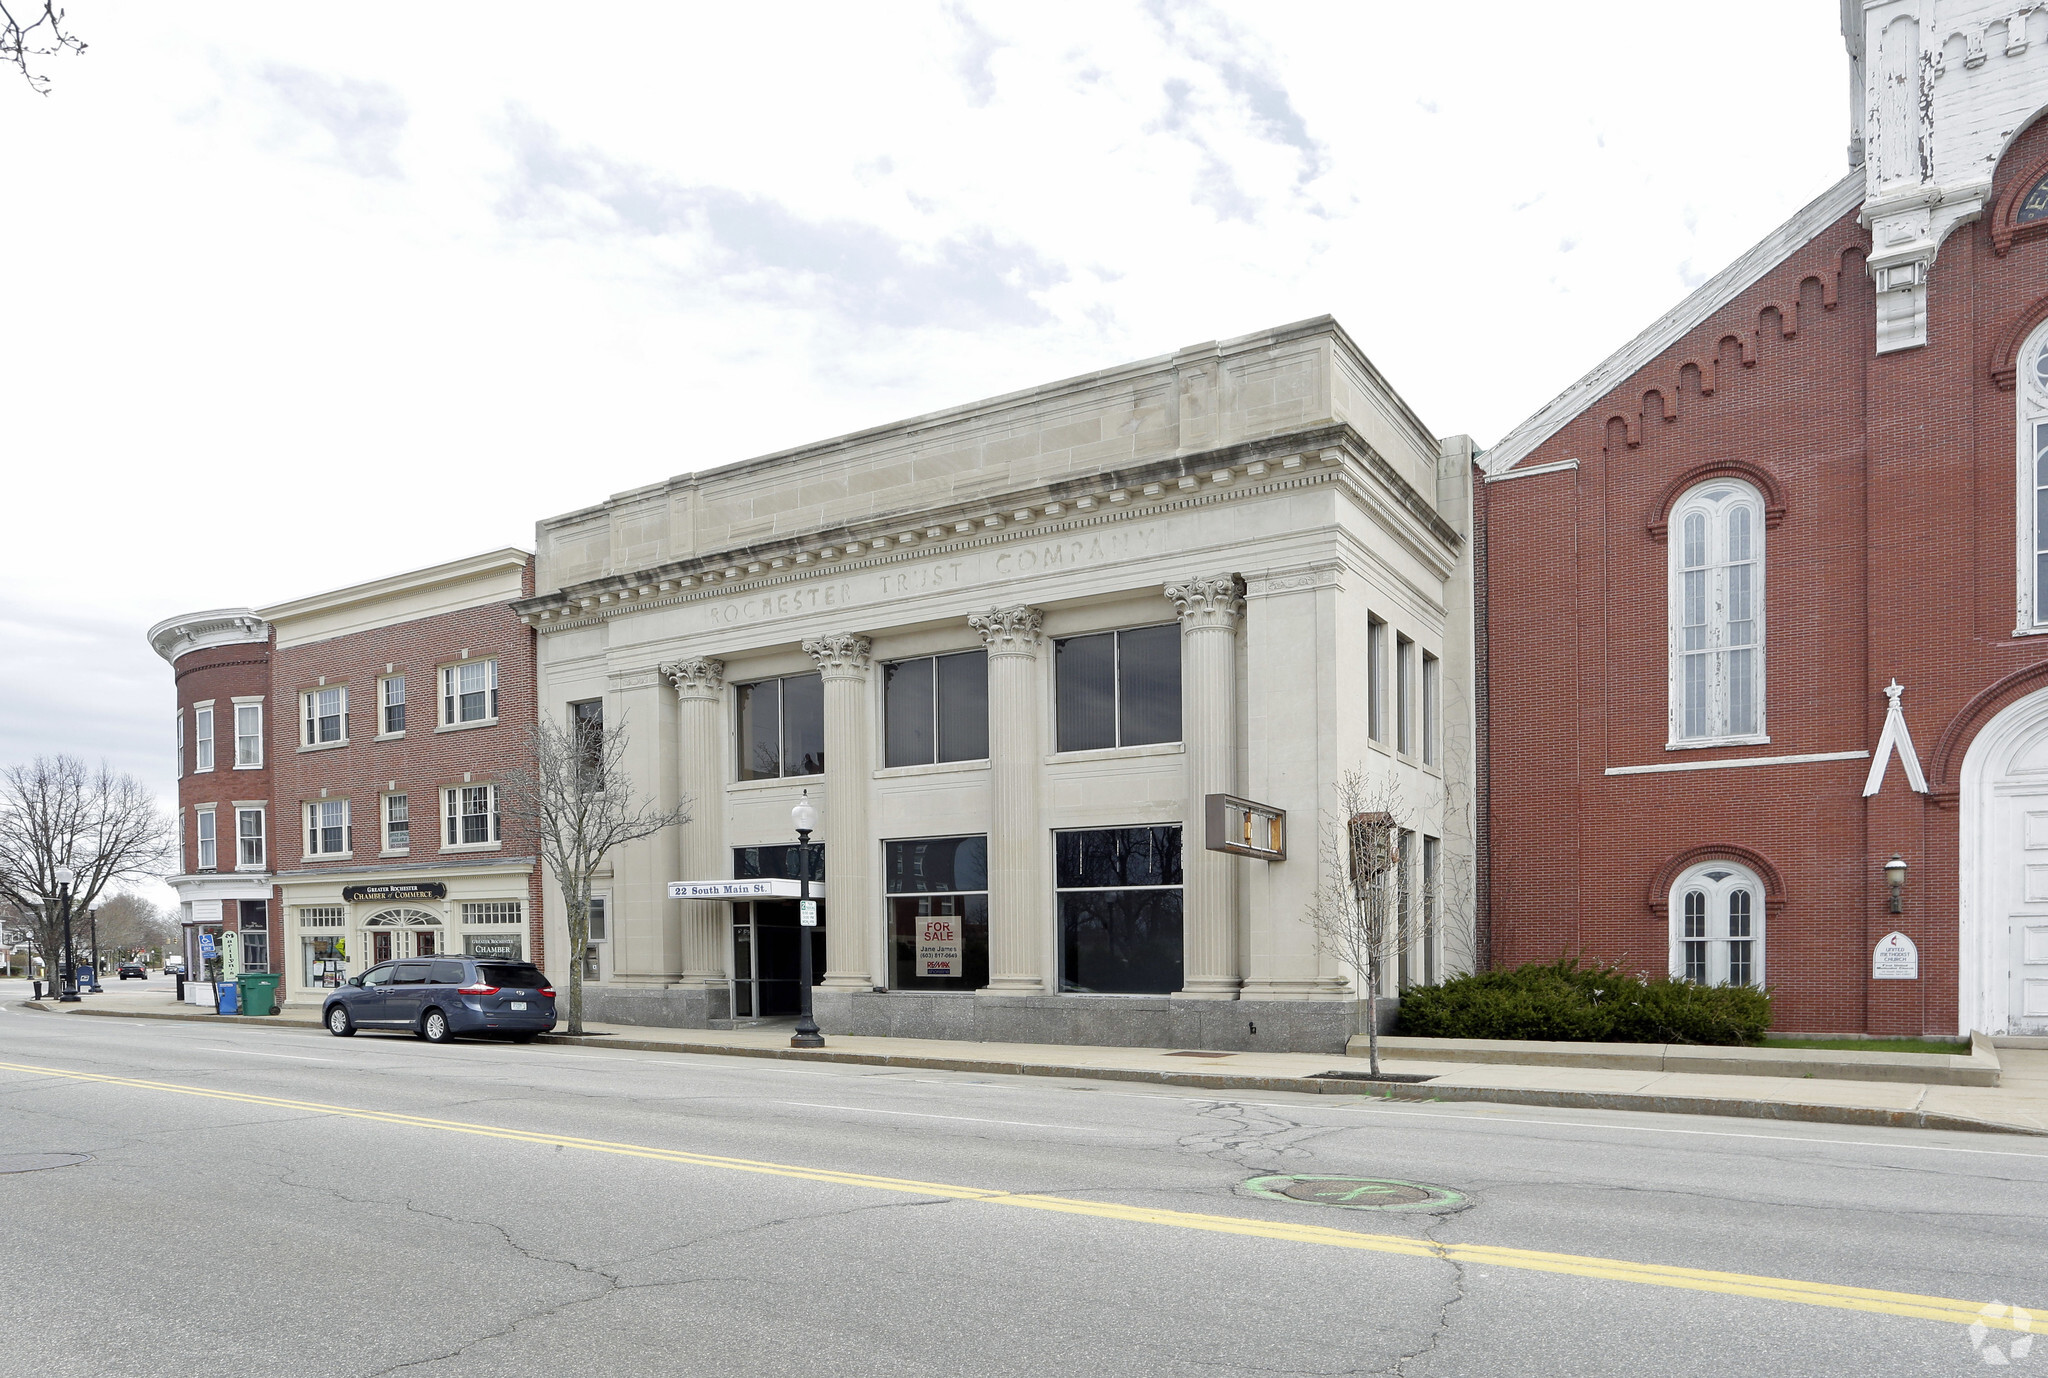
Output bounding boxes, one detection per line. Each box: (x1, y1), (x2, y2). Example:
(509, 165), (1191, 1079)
(969, 605), (1044, 657)
(662, 657), (725, 701)
(1166, 574), (1245, 631)
(803, 632), (872, 678)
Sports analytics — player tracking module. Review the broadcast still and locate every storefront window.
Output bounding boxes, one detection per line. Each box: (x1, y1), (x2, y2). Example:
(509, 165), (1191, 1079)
(1056, 826), (1183, 994)
(303, 935), (346, 988)
(464, 934), (523, 960)
(885, 836), (988, 989)
(238, 900), (269, 973)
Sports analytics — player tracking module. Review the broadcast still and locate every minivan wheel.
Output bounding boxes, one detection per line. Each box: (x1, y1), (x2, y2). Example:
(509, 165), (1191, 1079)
(421, 1009), (454, 1044)
(509, 1032), (538, 1044)
(326, 1006), (356, 1037)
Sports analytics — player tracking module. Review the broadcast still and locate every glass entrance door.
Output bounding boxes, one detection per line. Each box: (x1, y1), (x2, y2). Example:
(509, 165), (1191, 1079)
(730, 901), (824, 1018)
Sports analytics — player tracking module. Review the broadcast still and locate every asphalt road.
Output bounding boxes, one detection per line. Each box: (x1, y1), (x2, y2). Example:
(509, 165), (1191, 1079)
(3, 995), (2045, 1377)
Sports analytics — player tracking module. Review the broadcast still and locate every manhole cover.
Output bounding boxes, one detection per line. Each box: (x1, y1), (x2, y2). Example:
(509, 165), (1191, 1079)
(0, 1152), (91, 1175)
(1243, 1174), (1467, 1213)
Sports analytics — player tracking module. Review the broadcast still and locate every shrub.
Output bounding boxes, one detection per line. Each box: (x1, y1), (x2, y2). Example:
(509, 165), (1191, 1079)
(1394, 958), (1771, 1045)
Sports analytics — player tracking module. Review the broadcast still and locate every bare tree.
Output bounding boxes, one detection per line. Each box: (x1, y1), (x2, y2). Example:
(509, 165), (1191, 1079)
(95, 892), (178, 963)
(0, 756), (174, 988)
(2, 2), (84, 94)
(497, 713), (690, 1035)
(1304, 770), (1414, 1076)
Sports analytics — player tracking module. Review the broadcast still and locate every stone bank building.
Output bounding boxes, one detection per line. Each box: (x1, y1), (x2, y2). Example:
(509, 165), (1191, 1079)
(516, 319), (1476, 1052)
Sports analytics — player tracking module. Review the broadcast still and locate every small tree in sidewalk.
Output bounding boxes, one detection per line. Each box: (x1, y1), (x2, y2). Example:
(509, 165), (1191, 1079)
(498, 714), (691, 1036)
(1304, 770), (1413, 1077)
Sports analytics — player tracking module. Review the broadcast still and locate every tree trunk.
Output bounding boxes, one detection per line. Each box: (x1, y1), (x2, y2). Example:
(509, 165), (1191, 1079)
(565, 887), (586, 1037)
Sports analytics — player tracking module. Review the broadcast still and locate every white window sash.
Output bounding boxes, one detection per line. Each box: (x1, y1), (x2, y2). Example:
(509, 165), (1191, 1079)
(195, 708), (214, 772)
(1667, 486), (1767, 744)
(197, 809), (217, 870)
(235, 704), (263, 767)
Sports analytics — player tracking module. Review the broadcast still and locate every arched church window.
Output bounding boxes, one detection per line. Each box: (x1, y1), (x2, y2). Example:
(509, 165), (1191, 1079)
(1668, 480), (1765, 743)
(1669, 862), (1763, 986)
(2019, 325), (2048, 631)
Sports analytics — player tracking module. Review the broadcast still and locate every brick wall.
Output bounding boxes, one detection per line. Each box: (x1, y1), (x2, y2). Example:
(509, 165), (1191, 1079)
(1483, 120), (2048, 1033)
(172, 640), (273, 880)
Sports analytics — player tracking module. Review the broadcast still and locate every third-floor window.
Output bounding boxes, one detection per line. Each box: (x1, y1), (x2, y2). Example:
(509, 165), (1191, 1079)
(735, 674), (824, 779)
(883, 651), (988, 767)
(442, 659), (498, 726)
(303, 687), (346, 747)
(1053, 625), (1180, 753)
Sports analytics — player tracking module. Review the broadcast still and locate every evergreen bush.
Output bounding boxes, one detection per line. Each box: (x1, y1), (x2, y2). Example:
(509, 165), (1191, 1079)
(1393, 958), (1771, 1045)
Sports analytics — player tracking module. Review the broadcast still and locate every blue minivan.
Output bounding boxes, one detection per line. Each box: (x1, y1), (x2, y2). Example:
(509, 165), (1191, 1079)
(323, 956), (556, 1043)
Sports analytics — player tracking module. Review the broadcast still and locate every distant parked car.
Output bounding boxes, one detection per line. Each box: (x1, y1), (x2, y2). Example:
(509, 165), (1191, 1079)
(117, 963), (146, 980)
(323, 957), (556, 1044)
(163, 958), (186, 976)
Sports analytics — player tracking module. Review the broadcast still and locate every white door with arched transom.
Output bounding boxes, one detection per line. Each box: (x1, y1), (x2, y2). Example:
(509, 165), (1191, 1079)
(361, 908), (443, 966)
(1961, 686), (2048, 1035)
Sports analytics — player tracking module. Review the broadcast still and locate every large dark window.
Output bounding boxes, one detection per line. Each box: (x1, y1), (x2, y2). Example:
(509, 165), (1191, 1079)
(735, 674), (825, 779)
(884, 651), (989, 767)
(885, 836), (988, 989)
(1053, 625), (1181, 753)
(1056, 825), (1183, 994)
(570, 698), (604, 775)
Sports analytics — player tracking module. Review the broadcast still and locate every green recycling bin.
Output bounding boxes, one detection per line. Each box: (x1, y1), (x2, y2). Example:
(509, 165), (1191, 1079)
(237, 974), (281, 1017)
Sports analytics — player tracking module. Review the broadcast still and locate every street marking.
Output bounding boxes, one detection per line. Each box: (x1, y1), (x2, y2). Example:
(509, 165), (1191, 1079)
(0, 1057), (2034, 1333)
(200, 1047), (337, 1063)
(775, 1101), (1100, 1131)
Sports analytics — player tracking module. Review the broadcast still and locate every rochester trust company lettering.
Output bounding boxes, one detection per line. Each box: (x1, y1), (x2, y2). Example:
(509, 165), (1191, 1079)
(701, 527), (1161, 628)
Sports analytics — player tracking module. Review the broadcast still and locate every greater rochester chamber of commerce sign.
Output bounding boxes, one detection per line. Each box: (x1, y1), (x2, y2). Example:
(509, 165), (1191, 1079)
(342, 882), (449, 903)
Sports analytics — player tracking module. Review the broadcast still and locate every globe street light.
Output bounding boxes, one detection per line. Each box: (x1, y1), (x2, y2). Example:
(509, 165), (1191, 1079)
(54, 865), (79, 1003)
(790, 792), (824, 1050)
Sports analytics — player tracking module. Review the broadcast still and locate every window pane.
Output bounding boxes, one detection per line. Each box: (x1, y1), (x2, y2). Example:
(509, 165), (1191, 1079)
(1682, 570), (1707, 647)
(736, 680), (780, 780)
(1056, 826), (1182, 889)
(1727, 564), (1753, 639)
(1682, 513), (1706, 568)
(733, 844), (825, 882)
(1683, 655), (1708, 737)
(935, 650), (989, 762)
(1059, 889), (1183, 994)
(1728, 505), (1751, 562)
(1421, 653), (1440, 766)
(891, 893), (989, 989)
(1728, 648), (1756, 734)
(1054, 632), (1116, 752)
(781, 673), (825, 776)
(1683, 940), (1708, 983)
(1728, 889), (1752, 938)
(884, 836), (988, 894)
(883, 658), (935, 768)
(1728, 940), (1753, 986)
(1116, 624), (1181, 746)
(1683, 891), (1706, 938)
(1367, 618), (1385, 742)
(1396, 637), (1414, 755)
(587, 896), (608, 941)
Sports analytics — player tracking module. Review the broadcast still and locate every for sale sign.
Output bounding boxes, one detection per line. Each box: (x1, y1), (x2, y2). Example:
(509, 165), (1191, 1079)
(916, 916), (962, 978)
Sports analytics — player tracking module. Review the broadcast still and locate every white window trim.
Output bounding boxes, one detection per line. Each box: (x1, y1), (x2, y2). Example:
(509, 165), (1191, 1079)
(1666, 479), (1767, 748)
(233, 804), (267, 872)
(300, 685), (349, 751)
(194, 703), (215, 773)
(381, 791), (412, 856)
(232, 697), (265, 769)
(377, 673), (407, 739)
(2015, 321), (2048, 635)
(304, 798), (353, 860)
(175, 711), (184, 780)
(441, 783), (503, 851)
(177, 806), (186, 874)
(439, 658), (500, 730)
(1667, 861), (1765, 987)
(1420, 649), (1442, 770)
(195, 805), (217, 871)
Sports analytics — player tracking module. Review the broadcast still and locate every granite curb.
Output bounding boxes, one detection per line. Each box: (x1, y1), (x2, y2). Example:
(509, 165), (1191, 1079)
(35, 1003), (2043, 1138)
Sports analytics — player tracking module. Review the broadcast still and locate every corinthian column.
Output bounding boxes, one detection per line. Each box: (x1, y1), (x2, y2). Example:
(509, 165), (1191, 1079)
(663, 657), (728, 986)
(1167, 575), (1245, 998)
(969, 605), (1047, 992)
(802, 632), (874, 990)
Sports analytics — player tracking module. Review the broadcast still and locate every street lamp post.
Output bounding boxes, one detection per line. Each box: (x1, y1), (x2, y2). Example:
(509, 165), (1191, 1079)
(55, 866), (80, 1003)
(790, 793), (824, 1050)
(87, 908), (103, 993)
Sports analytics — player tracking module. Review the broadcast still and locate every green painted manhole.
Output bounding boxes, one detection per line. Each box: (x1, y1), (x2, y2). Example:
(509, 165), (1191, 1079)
(1243, 1174), (1467, 1213)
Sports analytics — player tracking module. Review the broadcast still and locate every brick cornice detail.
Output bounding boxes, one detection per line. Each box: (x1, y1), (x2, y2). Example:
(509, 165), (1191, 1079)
(1645, 460), (1789, 540)
(1989, 149), (2048, 259)
(1988, 290), (2048, 391)
(1927, 660), (2048, 793)
(1643, 844), (1788, 916)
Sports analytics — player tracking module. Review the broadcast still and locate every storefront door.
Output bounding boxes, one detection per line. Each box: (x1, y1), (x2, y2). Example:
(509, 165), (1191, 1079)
(731, 901), (824, 1018)
(365, 910), (442, 966)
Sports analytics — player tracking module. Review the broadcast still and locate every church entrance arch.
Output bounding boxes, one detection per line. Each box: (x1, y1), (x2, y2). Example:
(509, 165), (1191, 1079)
(1960, 685), (2048, 1034)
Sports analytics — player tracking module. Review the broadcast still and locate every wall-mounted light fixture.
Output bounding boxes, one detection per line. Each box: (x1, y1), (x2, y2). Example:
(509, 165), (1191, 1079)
(1884, 853), (1908, 915)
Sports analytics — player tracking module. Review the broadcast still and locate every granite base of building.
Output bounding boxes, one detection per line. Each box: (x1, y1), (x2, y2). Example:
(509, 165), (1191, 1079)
(811, 990), (1374, 1054)
(575, 982), (731, 1029)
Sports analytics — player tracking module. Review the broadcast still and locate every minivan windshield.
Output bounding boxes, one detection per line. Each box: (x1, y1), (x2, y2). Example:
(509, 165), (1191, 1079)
(480, 964), (547, 989)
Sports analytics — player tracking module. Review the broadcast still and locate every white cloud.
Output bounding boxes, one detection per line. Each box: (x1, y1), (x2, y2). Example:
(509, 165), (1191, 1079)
(1, 0), (1845, 820)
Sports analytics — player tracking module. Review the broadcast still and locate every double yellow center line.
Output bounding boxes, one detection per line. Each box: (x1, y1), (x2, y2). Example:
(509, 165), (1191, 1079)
(1, 1057), (2032, 1333)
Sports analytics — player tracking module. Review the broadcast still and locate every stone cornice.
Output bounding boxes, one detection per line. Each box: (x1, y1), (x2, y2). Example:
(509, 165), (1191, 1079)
(517, 423), (1460, 634)
(147, 609), (271, 665)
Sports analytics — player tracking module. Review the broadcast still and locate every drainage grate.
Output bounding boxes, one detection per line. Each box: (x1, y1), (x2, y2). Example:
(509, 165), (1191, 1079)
(0, 1152), (91, 1175)
(1166, 1051), (1234, 1058)
(1243, 1174), (1467, 1213)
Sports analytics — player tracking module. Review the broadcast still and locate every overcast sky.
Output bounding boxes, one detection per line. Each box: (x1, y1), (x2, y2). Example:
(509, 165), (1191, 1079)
(3, 2), (1846, 838)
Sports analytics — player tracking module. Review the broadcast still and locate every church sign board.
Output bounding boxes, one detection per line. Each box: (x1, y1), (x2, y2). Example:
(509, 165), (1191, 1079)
(1873, 931), (1919, 981)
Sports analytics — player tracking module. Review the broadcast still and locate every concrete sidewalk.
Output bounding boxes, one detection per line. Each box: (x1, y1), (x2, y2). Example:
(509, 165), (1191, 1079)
(31, 993), (2048, 1138)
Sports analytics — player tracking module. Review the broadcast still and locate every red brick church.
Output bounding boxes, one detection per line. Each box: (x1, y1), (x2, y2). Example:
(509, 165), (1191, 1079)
(1479, 1), (2048, 1036)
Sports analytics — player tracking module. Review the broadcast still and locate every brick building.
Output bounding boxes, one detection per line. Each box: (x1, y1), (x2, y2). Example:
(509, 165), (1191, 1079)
(1478, 2), (2048, 1035)
(150, 550), (541, 1007)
